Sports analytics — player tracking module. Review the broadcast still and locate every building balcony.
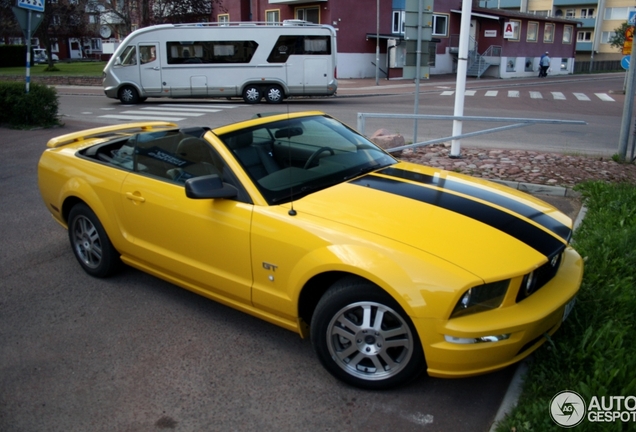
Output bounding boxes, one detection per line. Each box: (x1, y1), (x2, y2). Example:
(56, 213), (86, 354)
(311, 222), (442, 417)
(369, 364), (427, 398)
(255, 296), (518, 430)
(553, 0), (598, 6)
(479, 0), (521, 8)
(576, 41), (593, 51)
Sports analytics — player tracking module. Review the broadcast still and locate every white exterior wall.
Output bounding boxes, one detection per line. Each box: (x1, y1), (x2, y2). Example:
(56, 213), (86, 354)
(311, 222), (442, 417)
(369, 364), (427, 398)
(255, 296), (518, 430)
(337, 52), (387, 78)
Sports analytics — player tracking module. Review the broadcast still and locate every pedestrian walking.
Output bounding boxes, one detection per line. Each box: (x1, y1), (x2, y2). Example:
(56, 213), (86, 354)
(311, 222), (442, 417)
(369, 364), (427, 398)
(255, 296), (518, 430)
(539, 52), (550, 78)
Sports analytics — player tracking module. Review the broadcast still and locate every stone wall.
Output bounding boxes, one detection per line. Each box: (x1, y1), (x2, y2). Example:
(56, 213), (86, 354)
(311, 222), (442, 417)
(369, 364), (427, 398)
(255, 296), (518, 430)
(0, 75), (102, 86)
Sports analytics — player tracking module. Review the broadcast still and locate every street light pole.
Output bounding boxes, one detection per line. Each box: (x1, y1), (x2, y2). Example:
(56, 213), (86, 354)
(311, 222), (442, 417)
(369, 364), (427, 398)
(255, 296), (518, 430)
(376, 0), (380, 85)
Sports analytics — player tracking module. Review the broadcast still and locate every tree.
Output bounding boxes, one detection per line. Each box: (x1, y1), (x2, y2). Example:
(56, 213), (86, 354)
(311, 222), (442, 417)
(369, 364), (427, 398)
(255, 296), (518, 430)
(609, 21), (632, 52)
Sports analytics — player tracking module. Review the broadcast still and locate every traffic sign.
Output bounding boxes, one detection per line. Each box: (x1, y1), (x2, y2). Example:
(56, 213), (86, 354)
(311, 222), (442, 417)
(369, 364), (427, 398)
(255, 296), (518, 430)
(622, 55), (631, 70)
(629, 11), (636, 26)
(17, 0), (44, 13)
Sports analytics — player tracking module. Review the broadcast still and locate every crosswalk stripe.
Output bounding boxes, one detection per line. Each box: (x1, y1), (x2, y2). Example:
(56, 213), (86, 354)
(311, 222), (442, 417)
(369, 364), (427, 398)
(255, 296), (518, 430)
(508, 90), (519, 98)
(552, 92), (566, 100)
(122, 110), (205, 117)
(465, 90), (476, 96)
(141, 107), (221, 113)
(573, 93), (591, 101)
(159, 104), (243, 109)
(595, 93), (615, 102)
(441, 91), (455, 96)
(101, 114), (187, 121)
(485, 90), (498, 97)
(530, 91), (542, 99)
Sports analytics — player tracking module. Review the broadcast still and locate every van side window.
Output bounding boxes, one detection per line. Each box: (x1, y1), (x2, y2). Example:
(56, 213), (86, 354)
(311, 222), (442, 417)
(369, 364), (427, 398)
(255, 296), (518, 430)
(119, 46), (137, 66)
(166, 41), (258, 64)
(267, 36), (330, 63)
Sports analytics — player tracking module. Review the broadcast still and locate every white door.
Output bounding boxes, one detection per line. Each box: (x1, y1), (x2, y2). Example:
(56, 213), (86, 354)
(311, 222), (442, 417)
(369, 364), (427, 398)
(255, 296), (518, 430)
(139, 43), (162, 96)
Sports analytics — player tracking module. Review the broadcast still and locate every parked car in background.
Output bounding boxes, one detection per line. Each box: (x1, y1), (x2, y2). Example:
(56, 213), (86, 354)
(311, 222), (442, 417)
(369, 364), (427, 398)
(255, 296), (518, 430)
(33, 48), (59, 64)
(37, 111), (583, 389)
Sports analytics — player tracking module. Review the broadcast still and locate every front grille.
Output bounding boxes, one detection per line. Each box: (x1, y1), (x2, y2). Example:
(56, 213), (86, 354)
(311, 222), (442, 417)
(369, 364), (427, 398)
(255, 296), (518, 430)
(516, 248), (564, 303)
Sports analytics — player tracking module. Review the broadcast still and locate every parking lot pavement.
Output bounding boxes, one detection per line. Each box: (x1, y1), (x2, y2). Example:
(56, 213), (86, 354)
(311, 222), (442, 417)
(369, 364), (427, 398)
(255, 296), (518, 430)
(1, 121), (581, 432)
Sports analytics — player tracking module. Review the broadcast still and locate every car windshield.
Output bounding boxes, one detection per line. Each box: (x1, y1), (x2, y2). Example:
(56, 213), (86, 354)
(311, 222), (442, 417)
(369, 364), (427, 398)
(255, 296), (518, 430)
(218, 115), (396, 204)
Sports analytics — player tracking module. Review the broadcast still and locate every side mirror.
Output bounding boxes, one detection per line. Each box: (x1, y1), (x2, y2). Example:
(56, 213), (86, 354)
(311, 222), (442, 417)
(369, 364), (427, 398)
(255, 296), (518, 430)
(185, 175), (238, 199)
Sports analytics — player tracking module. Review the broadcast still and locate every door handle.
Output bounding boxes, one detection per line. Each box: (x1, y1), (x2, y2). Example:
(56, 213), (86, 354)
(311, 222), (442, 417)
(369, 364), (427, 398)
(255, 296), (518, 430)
(152, 66), (160, 70)
(126, 192), (146, 203)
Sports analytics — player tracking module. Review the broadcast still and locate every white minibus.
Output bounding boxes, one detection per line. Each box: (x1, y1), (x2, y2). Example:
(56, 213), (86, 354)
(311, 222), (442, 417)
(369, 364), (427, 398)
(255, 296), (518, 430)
(103, 21), (338, 104)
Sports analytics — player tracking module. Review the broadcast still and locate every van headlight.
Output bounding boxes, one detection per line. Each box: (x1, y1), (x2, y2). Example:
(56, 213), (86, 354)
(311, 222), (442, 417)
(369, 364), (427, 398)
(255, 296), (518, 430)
(451, 280), (510, 318)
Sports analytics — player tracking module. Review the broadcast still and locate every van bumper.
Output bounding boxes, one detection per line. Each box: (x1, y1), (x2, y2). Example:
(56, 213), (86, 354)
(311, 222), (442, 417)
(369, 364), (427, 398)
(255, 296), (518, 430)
(104, 86), (118, 99)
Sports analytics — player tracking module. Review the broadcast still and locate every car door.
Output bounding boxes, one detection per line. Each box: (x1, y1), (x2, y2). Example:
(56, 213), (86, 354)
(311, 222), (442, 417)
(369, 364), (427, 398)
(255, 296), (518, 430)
(139, 43), (162, 96)
(118, 134), (253, 303)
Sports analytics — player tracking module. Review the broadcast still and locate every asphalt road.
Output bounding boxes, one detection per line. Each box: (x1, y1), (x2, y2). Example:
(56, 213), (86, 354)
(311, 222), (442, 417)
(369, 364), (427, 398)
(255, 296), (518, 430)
(0, 123), (520, 431)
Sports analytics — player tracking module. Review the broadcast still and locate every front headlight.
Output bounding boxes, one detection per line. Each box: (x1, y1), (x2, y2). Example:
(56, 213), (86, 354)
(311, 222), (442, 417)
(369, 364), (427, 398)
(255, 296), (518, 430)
(450, 280), (510, 318)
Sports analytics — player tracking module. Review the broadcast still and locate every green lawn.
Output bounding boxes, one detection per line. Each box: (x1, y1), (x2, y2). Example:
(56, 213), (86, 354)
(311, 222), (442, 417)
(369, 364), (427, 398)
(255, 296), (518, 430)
(495, 181), (636, 432)
(0, 61), (105, 77)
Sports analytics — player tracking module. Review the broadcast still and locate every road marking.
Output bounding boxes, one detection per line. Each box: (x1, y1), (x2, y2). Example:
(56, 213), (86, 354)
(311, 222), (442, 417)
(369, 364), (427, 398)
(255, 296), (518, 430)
(530, 91), (543, 99)
(485, 90), (498, 97)
(551, 92), (566, 100)
(508, 91), (519, 98)
(100, 114), (187, 121)
(573, 93), (591, 101)
(465, 90), (476, 96)
(159, 104), (243, 109)
(595, 93), (615, 102)
(440, 91), (455, 96)
(122, 110), (205, 117)
(141, 107), (221, 113)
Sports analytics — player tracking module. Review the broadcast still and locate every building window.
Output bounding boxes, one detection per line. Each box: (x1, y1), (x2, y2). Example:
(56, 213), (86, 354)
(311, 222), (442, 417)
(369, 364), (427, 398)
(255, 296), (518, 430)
(218, 14), (229, 25)
(432, 14), (448, 37)
(565, 9), (575, 18)
(604, 7), (636, 20)
(580, 8), (595, 19)
(563, 25), (573, 44)
(392, 10), (405, 34)
(543, 23), (554, 43)
(296, 7), (319, 23)
(527, 21), (538, 42)
(506, 19), (521, 41)
(601, 31), (616, 44)
(266, 10), (280, 24)
(530, 10), (550, 17)
(577, 31), (592, 42)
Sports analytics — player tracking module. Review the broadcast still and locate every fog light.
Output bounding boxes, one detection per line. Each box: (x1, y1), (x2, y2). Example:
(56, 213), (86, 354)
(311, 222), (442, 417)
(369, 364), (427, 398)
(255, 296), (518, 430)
(444, 334), (510, 344)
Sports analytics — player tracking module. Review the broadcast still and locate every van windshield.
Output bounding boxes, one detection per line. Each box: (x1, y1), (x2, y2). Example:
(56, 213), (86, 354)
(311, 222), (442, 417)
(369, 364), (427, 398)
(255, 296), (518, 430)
(119, 46), (137, 66)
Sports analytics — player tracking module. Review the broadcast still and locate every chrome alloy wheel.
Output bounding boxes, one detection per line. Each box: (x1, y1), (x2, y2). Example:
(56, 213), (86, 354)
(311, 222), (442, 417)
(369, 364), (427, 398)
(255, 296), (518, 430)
(325, 301), (414, 381)
(71, 215), (103, 270)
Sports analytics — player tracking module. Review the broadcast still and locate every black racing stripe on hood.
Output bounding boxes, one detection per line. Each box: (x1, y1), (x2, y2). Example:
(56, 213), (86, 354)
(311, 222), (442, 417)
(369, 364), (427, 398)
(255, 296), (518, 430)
(379, 167), (572, 243)
(350, 175), (565, 258)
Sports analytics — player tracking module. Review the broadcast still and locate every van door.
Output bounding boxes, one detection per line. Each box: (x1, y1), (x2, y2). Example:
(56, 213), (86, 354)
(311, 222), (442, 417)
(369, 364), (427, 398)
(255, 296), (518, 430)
(139, 43), (162, 96)
(303, 58), (329, 95)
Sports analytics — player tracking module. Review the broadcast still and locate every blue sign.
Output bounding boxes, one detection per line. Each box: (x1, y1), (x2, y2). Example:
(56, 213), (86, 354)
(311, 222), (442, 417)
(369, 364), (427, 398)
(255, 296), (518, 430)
(17, 0), (44, 13)
(622, 55), (631, 70)
(630, 11), (636, 26)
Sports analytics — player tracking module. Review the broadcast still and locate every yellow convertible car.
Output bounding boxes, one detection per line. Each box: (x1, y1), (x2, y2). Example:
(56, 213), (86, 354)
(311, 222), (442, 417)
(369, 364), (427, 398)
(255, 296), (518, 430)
(38, 111), (583, 389)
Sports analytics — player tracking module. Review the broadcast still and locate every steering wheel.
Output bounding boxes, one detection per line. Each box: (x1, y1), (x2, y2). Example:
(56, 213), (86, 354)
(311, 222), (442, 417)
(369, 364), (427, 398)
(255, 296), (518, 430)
(304, 147), (335, 169)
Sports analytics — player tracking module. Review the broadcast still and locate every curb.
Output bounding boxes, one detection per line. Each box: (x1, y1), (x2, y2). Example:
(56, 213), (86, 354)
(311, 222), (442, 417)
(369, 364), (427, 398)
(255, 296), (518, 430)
(488, 198), (588, 432)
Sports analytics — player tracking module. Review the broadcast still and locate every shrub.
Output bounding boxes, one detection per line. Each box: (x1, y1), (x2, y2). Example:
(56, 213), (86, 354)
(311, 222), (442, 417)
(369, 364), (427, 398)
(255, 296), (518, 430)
(0, 81), (60, 128)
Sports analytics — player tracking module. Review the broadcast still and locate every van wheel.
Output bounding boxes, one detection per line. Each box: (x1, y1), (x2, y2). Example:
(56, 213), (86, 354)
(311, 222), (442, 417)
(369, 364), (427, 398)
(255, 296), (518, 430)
(118, 86), (140, 104)
(265, 85), (284, 104)
(242, 85), (262, 104)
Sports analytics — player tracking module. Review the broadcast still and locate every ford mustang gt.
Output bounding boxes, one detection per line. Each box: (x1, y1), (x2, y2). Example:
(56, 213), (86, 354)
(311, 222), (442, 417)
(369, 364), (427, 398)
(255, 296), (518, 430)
(38, 111), (583, 389)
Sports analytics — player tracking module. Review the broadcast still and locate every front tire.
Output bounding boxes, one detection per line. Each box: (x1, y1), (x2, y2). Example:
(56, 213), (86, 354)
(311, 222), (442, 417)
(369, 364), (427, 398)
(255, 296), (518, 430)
(68, 204), (121, 278)
(311, 278), (424, 389)
(118, 85), (141, 104)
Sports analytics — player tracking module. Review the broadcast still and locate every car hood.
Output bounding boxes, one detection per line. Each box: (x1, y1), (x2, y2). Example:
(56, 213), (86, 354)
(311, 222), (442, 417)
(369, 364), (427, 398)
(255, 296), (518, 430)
(293, 162), (572, 280)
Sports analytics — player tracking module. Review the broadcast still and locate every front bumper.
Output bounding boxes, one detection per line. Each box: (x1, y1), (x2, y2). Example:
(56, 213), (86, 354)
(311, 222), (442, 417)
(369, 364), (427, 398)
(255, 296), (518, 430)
(414, 246), (583, 378)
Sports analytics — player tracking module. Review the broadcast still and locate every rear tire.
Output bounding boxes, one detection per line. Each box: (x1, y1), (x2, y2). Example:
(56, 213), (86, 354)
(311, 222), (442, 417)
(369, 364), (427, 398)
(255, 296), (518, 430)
(310, 277), (424, 389)
(242, 85), (262, 104)
(118, 85), (140, 104)
(264, 85), (284, 104)
(68, 204), (121, 278)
